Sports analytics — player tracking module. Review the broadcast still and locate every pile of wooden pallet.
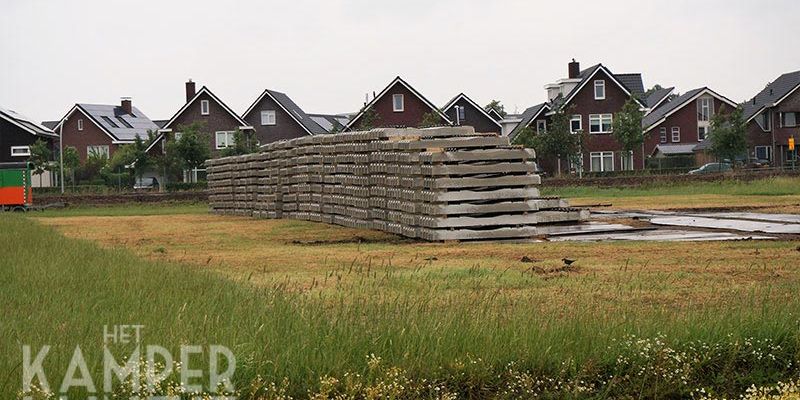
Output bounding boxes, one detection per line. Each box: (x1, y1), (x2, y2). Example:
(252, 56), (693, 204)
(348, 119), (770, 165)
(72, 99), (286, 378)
(207, 127), (587, 241)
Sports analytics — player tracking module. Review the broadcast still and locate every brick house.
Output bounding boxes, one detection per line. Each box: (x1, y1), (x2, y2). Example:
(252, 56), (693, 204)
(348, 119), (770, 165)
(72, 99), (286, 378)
(642, 87), (738, 168)
(50, 98), (160, 162)
(344, 76), (451, 131)
(441, 93), (502, 134)
(742, 70), (800, 166)
(241, 89), (329, 144)
(153, 80), (253, 157)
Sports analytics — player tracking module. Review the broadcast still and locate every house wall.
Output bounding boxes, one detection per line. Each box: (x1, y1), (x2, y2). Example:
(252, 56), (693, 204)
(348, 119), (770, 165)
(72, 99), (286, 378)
(567, 69), (643, 171)
(0, 119), (54, 163)
(59, 109), (119, 161)
(747, 88), (800, 165)
(643, 96), (733, 158)
(444, 98), (501, 134)
(243, 94), (309, 143)
(168, 91), (243, 156)
(349, 82), (436, 129)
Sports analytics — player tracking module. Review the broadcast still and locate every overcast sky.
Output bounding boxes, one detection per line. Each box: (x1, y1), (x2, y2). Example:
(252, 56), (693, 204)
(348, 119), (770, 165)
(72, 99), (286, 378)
(1, 0), (798, 123)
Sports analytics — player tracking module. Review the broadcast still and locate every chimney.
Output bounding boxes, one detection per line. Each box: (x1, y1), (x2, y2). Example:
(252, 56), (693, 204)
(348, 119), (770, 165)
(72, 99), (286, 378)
(120, 97), (132, 114)
(568, 59), (580, 79)
(185, 79), (196, 103)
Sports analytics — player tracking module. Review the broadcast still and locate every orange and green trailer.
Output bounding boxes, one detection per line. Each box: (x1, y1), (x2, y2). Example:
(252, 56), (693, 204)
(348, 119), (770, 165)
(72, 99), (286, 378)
(0, 162), (33, 211)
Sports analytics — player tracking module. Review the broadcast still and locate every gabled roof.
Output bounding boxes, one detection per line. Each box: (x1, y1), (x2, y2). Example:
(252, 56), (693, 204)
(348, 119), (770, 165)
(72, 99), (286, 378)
(163, 86), (247, 130)
(307, 113), (350, 133)
(0, 106), (57, 138)
(487, 108), (503, 121)
(344, 76), (452, 130)
(508, 102), (551, 140)
(642, 87), (739, 132)
(556, 64), (646, 110)
(644, 87), (675, 111)
(242, 89), (327, 135)
(652, 143), (697, 157)
(742, 70), (800, 122)
(441, 93), (502, 129)
(51, 103), (159, 143)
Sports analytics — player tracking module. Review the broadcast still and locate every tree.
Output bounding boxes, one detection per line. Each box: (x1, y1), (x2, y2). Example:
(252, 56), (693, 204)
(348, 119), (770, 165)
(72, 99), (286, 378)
(220, 129), (258, 157)
(62, 146), (80, 187)
(612, 97), (645, 170)
(171, 122), (211, 182)
(514, 107), (580, 176)
(418, 111), (443, 128)
(708, 106), (747, 168)
(28, 139), (52, 186)
(484, 100), (507, 118)
(356, 107), (380, 130)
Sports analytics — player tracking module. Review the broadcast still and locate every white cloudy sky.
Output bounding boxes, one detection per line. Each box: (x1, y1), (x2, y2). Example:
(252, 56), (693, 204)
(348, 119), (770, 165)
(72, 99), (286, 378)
(1, 0), (798, 123)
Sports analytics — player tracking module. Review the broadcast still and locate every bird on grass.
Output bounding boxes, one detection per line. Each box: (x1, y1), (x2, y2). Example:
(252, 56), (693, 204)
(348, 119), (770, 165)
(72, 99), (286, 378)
(562, 258), (576, 266)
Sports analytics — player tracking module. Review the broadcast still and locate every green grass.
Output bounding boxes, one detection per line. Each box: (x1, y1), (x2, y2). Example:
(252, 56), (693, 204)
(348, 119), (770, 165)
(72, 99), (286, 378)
(32, 201), (208, 218)
(542, 176), (800, 198)
(3, 215), (800, 399)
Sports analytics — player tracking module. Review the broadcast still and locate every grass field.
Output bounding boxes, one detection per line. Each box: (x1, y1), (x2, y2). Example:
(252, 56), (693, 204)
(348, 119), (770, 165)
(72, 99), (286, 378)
(4, 177), (800, 399)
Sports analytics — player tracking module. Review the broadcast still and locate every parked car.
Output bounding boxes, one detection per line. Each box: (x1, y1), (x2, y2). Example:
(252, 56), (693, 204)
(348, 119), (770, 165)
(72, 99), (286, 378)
(748, 159), (771, 168)
(134, 177), (159, 190)
(688, 163), (732, 175)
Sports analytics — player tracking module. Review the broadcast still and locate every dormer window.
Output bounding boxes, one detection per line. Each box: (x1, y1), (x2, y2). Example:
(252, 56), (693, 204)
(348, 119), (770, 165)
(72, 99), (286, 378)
(77, 119), (84, 131)
(594, 80), (606, 100)
(392, 94), (404, 112)
(201, 100), (210, 115)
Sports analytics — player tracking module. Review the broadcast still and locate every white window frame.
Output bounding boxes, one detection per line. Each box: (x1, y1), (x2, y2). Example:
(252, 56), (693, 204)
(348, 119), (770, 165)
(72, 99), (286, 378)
(77, 119), (84, 131)
(392, 94), (404, 112)
(87, 145), (110, 158)
(594, 80), (606, 100)
(781, 112), (798, 128)
(570, 115), (582, 134)
(536, 119), (547, 134)
(755, 145), (772, 161)
(697, 97), (713, 122)
(10, 146), (31, 157)
(201, 100), (210, 116)
(215, 131), (235, 149)
(589, 114), (612, 134)
(261, 110), (276, 126)
(671, 127), (680, 142)
(456, 106), (466, 121)
(590, 151), (614, 172)
(659, 127), (667, 143)
(698, 126), (708, 141)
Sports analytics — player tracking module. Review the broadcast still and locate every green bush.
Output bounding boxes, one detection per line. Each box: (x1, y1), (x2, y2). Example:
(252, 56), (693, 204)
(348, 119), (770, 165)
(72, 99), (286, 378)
(165, 181), (207, 192)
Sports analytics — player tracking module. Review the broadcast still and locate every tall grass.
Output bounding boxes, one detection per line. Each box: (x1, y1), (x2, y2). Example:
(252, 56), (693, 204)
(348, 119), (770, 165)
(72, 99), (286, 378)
(1, 216), (798, 398)
(542, 176), (800, 198)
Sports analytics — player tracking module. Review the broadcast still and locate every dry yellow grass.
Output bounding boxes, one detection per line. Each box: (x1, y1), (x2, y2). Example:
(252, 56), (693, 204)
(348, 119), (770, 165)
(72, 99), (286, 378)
(571, 194), (800, 212)
(37, 213), (800, 313)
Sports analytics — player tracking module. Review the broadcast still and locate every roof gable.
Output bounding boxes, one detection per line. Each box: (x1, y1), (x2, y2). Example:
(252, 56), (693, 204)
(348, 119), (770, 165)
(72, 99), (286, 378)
(344, 76), (452, 130)
(743, 70), (800, 121)
(644, 87), (675, 112)
(0, 106), (56, 138)
(242, 89), (326, 135)
(53, 104), (130, 143)
(487, 108), (503, 121)
(558, 64), (646, 110)
(441, 93), (502, 129)
(163, 86), (247, 130)
(508, 102), (550, 140)
(642, 87), (739, 132)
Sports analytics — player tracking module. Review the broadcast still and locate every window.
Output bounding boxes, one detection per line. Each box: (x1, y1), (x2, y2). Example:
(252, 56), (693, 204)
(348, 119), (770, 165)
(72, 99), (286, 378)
(590, 151), (614, 172)
(174, 132), (183, 141)
(77, 119), (84, 131)
(589, 114), (613, 133)
(457, 106), (466, 121)
(755, 146), (772, 161)
(101, 116), (120, 128)
(392, 94), (404, 112)
(116, 116), (133, 128)
(10, 146), (30, 157)
(570, 115), (582, 133)
(697, 97), (714, 122)
(781, 112), (798, 127)
(536, 120), (547, 134)
(215, 131), (235, 149)
(201, 100), (210, 115)
(759, 112), (772, 131)
(261, 110), (276, 126)
(698, 126), (708, 141)
(671, 127), (680, 142)
(659, 127), (667, 143)
(87, 145), (109, 158)
(619, 151), (634, 171)
(594, 80), (606, 100)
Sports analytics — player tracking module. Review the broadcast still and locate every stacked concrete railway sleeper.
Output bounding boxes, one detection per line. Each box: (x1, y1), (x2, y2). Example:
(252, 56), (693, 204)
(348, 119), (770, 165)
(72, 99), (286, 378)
(207, 126), (587, 241)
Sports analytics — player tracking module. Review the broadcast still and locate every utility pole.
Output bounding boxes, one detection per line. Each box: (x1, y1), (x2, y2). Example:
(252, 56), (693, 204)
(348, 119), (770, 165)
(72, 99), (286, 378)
(59, 118), (66, 194)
